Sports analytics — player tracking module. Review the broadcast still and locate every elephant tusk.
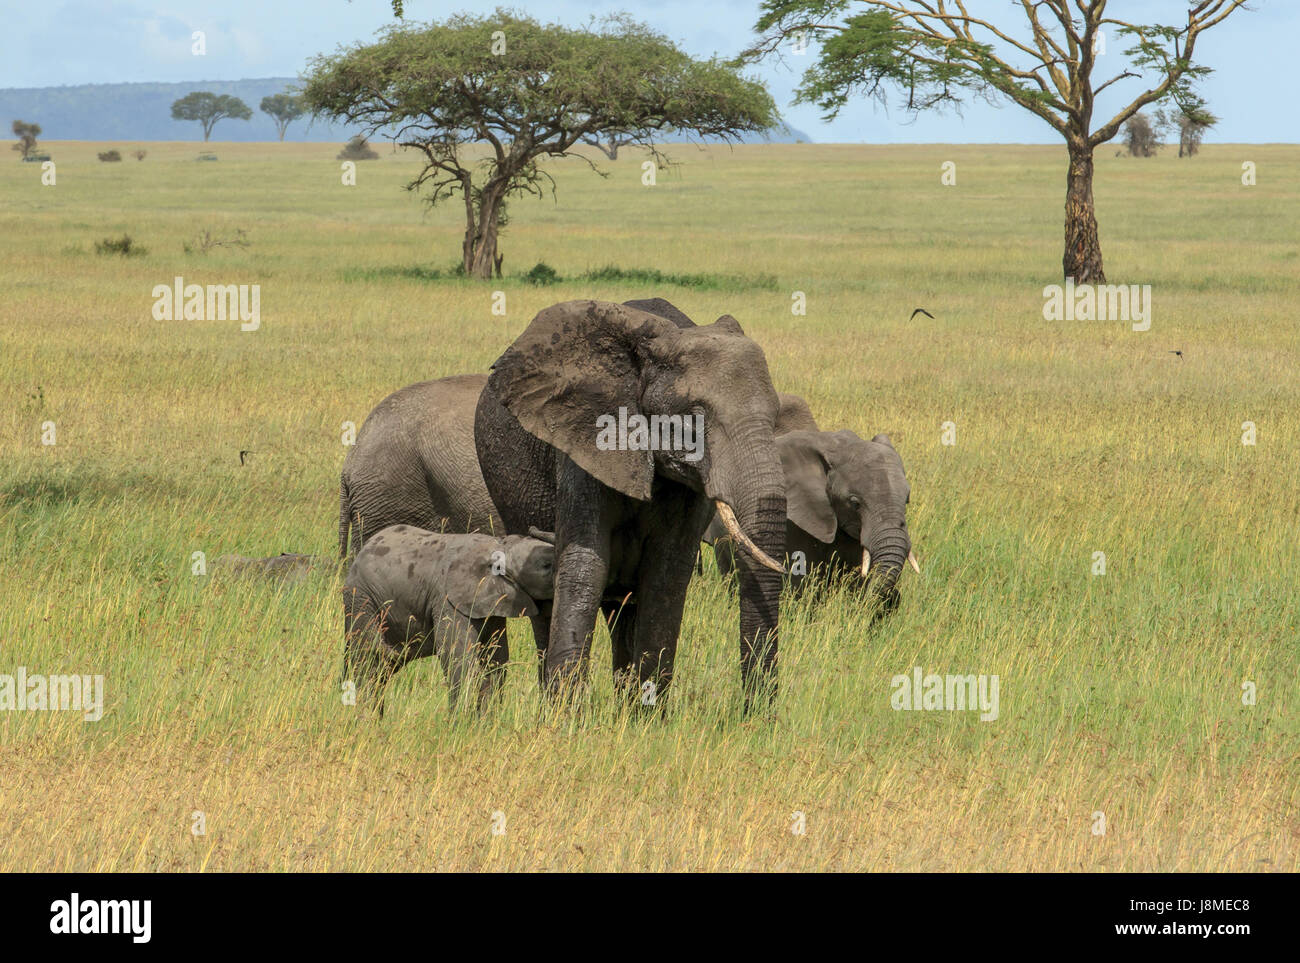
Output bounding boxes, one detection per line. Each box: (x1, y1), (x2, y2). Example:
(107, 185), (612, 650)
(714, 501), (785, 574)
(908, 550), (921, 574)
(861, 549), (871, 578)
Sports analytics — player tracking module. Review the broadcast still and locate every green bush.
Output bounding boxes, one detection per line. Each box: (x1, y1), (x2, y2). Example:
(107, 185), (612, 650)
(337, 135), (379, 161)
(94, 234), (146, 257)
(97, 150), (122, 162)
(522, 262), (561, 285)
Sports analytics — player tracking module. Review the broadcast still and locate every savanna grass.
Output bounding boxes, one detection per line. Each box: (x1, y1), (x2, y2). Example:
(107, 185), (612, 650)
(0, 140), (1295, 870)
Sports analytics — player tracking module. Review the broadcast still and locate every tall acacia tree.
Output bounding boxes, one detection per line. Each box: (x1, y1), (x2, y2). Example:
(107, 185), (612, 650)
(12, 120), (41, 159)
(260, 93), (306, 141)
(303, 11), (777, 279)
(170, 92), (253, 142)
(742, 1), (1247, 283)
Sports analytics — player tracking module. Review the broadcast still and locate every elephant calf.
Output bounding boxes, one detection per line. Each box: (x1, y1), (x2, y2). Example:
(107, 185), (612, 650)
(342, 525), (555, 713)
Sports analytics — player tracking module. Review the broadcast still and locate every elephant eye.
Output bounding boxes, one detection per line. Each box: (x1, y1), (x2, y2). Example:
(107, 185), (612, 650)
(848, 495), (862, 509)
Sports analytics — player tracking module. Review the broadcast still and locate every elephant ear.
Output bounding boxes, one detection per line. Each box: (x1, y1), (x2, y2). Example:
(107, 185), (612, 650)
(622, 298), (696, 329)
(487, 301), (684, 501)
(442, 550), (539, 620)
(711, 314), (745, 336)
(777, 393), (820, 434)
(778, 430), (838, 543)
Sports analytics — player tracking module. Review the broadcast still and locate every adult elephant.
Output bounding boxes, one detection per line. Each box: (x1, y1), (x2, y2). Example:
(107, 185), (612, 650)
(474, 299), (787, 708)
(339, 301), (695, 559)
(338, 373), (502, 558)
(710, 427), (919, 604)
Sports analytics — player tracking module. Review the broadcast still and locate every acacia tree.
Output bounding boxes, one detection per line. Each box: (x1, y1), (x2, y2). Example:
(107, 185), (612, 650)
(743, 1), (1247, 283)
(581, 131), (641, 160)
(260, 93), (306, 141)
(12, 120), (41, 159)
(171, 92), (253, 142)
(303, 11), (777, 279)
(1155, 105), (1216, 156)
(1123, 112), (1159, 157)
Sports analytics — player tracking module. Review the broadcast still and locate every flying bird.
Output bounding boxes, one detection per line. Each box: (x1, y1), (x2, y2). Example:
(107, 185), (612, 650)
(1169, 350), (1183, 360)
(909, 308), (935, 321)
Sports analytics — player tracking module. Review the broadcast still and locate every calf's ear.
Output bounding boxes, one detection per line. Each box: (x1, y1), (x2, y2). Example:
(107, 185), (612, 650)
(443, 552), (539, 620)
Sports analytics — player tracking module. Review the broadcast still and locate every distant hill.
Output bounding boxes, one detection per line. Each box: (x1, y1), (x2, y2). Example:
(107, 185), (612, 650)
(0, 79), (347, 142)
(0, 78), (812, 144)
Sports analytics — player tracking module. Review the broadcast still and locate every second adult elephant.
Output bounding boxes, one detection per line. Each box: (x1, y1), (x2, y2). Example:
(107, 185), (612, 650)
(338, 374), (502, 558)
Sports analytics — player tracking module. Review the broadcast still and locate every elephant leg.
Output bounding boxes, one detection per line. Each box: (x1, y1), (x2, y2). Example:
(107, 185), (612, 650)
(434, 615), (507, 713)
(628, 493), (713, 710)
(437, 615), (479, 712)
(342, 590), (399, 717)
(604, 599), (637, 692)
(715, 537), (737, 581)
(528, 612), (551, 691)
(544, 458), (614, 699)
(476, 615), (510, 711)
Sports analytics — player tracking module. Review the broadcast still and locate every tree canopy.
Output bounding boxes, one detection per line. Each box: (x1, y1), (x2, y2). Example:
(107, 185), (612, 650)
(171, 92), (253, 142)
(12, 120), (41, 159)
(303, 10), (777, 278)
(742, 0), (1247, 283)
(259, 93), (306, 141)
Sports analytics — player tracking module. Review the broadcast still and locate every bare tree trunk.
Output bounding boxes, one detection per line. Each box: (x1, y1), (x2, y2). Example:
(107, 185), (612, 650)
(466, 186), (504, 280)
(461, 183), (479, 276)
(469, 223), (499, 280)
(1063, 138), (1104, 284)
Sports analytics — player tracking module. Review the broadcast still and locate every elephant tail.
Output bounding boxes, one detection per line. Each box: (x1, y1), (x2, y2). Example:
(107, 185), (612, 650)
(338, 476), (354, 560)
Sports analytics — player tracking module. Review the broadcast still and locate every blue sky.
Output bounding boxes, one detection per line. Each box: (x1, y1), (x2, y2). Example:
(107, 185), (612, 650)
(5, 0), (1294, 142)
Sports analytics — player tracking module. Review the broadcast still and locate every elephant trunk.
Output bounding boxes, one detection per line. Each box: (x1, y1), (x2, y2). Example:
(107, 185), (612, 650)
(863, 527), (910, 602)
(706, 418), (786, 708)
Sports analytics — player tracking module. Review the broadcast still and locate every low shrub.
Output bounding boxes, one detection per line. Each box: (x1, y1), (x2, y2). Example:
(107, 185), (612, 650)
(94, 234), (146, 257)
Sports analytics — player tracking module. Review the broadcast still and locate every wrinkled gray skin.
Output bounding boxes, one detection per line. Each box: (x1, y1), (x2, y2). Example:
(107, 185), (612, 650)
(475, 299), (786, 710)
(337, 301), (699, 696)
(774, 393), (820, 434)
(710, 426), (913, 604)
(343, 525), (555, 713)
(696, 391), (817, 573)
(338, 374), (502, 558)
(339, 307), (690, 558)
